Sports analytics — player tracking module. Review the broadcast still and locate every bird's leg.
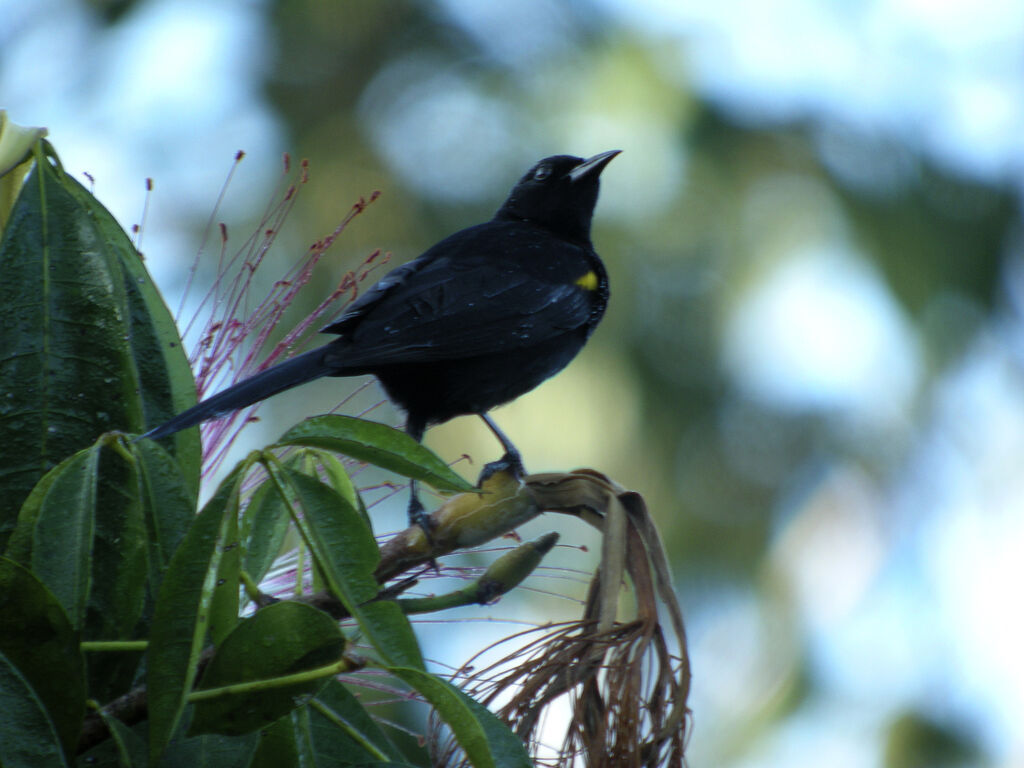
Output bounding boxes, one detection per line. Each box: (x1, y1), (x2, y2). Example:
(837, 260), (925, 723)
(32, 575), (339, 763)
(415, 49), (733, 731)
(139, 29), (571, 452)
(406, 481), (433, 532)
(404, 418), (435, 536)
(479, 413), (526, 480)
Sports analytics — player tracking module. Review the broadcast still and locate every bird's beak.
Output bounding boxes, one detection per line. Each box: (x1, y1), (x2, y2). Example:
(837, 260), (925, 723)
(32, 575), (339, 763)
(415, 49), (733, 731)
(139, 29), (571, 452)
(568, 149), (621, 182)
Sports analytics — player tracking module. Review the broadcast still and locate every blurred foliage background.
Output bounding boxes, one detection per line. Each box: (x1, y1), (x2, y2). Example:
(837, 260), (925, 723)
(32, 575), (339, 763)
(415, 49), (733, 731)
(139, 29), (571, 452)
(5, 0), (1024, 765)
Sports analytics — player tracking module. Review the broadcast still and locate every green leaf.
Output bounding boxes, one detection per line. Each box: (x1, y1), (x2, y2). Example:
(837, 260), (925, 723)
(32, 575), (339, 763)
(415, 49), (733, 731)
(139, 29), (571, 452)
(155, 732), (259, 768)
(132, 438), (197, 592)
(275, 415), (473, 493)
(391, 667), (531, 768)
(312, 450), (359, 506)
(310, 449), (367, 523)
(0, 557), (84, 762)
(87, 440), (148, 641)
(308, 679), (406, 764)
(8, 438), (148, 650)
(252, 697), (415, 768)
(11, 434), (151, 701)
(147, 464), (246, 765)
(86, 440), (150, 701)
(289, 707), (317, 766)
(9, 447), (98, 627)
(269, 465), (423, 670)
(240, 481), (291, 588)
(77, 723), (257, 768)
(0, 150), (140, 545)
(190, 601), (346, 736)
(249, 715), (300, 768)
(2, 454), (60, 565)
(0, 651), (69, 768)
(208, 486), (241, 647)
(0, 144), (199, 547)
(60, 171), (200, 498)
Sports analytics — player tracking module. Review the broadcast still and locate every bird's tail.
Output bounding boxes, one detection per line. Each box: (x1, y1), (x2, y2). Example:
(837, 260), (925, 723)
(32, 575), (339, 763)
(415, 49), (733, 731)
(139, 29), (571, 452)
(141, 347), (333, 441)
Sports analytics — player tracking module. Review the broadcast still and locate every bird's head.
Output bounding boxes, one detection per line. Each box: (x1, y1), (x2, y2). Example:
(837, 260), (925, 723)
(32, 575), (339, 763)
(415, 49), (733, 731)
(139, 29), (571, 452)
(495, 150), (620, 245)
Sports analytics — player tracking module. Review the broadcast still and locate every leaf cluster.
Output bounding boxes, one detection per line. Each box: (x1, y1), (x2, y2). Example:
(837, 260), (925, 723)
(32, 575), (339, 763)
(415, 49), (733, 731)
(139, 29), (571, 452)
(0, 136), (532, 768)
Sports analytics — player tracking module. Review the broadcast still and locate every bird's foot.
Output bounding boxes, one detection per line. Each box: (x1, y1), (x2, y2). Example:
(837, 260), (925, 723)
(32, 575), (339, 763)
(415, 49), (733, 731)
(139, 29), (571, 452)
(479, 450), (526, 483)
(407, 496), (442, 573)
(407, 496), (436, 545)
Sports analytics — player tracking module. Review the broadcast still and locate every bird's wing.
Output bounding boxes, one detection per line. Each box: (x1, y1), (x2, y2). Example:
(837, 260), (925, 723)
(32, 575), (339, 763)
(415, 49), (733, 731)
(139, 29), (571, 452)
(320, 255), (429, 335)
(322, 226), (598, 367)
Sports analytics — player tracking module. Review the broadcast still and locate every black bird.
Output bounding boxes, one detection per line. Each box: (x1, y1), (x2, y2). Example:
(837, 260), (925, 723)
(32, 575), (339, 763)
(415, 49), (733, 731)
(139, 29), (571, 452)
(143, 150), (620, 528)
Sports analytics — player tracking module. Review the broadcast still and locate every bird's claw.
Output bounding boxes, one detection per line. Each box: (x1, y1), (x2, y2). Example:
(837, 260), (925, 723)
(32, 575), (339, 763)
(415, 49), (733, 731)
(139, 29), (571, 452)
(479, 450), (526, 483)
(407, 496), (436, 545)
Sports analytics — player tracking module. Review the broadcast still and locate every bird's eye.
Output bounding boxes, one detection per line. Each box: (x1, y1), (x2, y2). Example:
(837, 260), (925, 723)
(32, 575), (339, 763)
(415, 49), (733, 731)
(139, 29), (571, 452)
(533, 165), (551, 181)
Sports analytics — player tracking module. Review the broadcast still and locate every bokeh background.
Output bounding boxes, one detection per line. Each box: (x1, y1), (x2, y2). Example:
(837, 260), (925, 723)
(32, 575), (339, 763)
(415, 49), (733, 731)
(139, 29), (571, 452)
(5, 0), (1024, 765)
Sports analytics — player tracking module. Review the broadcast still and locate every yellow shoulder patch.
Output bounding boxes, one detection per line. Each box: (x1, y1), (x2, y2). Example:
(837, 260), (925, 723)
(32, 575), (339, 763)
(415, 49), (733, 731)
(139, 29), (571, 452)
(575, 270), (599, 291)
